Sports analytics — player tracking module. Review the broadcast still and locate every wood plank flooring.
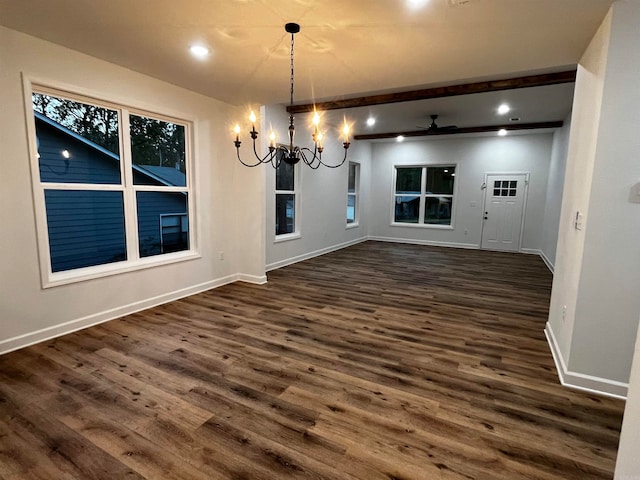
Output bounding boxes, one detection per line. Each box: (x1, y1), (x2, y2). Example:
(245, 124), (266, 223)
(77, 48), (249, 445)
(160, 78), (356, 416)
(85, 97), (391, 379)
(0, 241), (625, 479)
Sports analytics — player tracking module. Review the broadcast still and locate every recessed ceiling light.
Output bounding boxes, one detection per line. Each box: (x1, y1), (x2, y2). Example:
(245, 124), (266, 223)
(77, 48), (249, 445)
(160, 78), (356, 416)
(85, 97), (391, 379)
(406, 0), (430, 9)
(396, 135), (405, 142)
(190, 44), (210, 59)
(366, 117), (376, 127)
(497, 104), (510, 115)
(498, 129), (508, 136)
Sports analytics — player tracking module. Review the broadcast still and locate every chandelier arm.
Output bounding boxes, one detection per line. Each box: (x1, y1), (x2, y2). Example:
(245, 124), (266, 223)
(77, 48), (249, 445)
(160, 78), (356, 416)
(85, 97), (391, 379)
(298, 149), (321, 170)
(235, 138), (278, 167)
(271, 146), (287, 169)
(253, 137), (278, 165)
(298, 146), (348, 169)
(235, 146), (264, 167)
(320, 146), (350, 169)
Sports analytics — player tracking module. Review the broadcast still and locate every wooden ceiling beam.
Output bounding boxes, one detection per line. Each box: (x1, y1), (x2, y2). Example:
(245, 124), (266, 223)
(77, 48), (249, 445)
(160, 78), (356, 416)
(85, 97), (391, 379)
(287, 70), (576, 114)
(353, 121), (564, 140)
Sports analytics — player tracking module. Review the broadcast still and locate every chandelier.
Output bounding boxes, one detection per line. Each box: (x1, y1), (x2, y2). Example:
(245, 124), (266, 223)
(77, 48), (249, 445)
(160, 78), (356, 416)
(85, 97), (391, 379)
(233, 23), (351, 169)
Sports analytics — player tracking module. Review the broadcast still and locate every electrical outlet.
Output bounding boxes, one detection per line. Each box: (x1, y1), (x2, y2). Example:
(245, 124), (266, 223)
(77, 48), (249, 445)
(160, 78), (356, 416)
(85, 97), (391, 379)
(464, 228), (468, 235)
(562, 305), (567, 322)
(219, 251), (224, 261)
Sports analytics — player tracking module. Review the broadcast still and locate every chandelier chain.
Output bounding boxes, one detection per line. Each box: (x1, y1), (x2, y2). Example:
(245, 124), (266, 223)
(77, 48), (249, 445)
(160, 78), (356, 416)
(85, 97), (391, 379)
(290, 32), (295, 107)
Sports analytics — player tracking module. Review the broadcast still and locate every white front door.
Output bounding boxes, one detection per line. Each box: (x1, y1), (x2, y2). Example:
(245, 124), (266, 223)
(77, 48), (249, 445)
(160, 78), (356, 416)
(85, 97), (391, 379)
(481, 174), (527, 252)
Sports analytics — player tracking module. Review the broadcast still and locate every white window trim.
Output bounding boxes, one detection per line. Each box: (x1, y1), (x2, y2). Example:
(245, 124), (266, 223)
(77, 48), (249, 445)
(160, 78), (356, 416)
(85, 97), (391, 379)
(390, 163), (458, 229)
(24, 76), (199, 288)
(274, 156), (300, 239)
(346, 161), (360, 228)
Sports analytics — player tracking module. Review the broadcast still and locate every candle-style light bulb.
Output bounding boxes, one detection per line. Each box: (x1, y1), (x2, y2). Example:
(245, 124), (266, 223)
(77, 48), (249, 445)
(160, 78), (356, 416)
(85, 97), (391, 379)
(249, 111), (257, 125)
(269, 131), (276, 148)
(312, 112), (320, 126)
(233, 124), (241, 142)
(342, 123), (350, 142)
(316, 131), (324, 148)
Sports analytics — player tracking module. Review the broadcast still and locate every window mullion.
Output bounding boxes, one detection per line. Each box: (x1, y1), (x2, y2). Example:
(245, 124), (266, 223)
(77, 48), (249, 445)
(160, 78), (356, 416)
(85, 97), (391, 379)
(419, 167), (427, 224)
(120, 109), (140, 262)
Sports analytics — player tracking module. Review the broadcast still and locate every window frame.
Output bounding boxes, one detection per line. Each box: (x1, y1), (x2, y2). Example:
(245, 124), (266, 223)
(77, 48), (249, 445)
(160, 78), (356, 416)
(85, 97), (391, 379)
(391, 164), (457, 229)
(24, 78), (199, 288)
(274, 152), (300, 242)
(346, 161), (360, 228)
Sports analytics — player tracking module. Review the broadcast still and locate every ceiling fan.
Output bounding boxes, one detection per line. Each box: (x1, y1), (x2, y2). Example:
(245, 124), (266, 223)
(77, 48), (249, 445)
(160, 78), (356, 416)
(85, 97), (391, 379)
(418, 114), (458, 133)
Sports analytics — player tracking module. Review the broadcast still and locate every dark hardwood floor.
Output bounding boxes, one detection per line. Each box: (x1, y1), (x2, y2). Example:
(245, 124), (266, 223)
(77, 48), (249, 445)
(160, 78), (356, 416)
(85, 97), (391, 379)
(0, 241), (625, 479)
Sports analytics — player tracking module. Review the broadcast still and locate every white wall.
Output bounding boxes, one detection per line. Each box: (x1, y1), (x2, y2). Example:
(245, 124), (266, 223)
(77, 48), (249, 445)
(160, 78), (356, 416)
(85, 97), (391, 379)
(570, 0), (640, 384)
(546, 11), (611, 377)
(547, 0), (640, 396)
(264, 104), (371, 270)
(0, 26), (265, 352)
(540, 114), (572, 270)
(616, 316), (640, 478)
(368, 134), (553, 250)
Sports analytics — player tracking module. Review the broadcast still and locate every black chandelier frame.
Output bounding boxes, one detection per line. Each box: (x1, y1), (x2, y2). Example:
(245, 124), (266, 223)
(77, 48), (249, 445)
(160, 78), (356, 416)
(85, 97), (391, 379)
(234, 23), (350, 169)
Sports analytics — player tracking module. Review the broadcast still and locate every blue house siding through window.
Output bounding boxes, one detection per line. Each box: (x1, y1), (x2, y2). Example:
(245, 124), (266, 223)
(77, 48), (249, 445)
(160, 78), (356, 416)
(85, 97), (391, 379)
(44, 190), (127, 272)
(35, 114), (188, 272)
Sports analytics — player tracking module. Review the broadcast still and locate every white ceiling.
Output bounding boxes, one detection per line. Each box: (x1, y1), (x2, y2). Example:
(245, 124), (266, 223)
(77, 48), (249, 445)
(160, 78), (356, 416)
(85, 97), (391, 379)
(0, 0), (613, 138)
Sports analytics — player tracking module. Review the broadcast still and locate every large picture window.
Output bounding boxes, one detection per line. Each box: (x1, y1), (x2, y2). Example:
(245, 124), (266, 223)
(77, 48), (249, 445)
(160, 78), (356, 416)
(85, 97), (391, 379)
(393, 165), (455, 226)
(275, 155), (297, 236)
(29, 86), (195, 285)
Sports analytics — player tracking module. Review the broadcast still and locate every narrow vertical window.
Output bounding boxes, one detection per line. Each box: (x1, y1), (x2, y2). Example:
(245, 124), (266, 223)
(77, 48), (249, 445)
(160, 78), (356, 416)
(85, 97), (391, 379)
(275, 156), (296, 236)
(347, 162), (360, 225)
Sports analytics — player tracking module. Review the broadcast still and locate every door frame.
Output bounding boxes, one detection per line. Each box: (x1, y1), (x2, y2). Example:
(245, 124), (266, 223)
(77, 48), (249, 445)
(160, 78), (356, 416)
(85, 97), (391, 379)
(480, 171), (530, 252)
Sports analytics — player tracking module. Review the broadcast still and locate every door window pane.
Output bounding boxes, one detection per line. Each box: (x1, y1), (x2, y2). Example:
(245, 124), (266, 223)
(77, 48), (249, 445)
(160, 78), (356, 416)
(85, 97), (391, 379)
(130, 114), (186, 187)
(44, 190), (126, 272)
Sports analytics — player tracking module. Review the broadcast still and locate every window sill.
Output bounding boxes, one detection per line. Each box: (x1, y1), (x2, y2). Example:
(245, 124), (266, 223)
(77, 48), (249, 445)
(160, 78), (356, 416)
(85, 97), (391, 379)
(274, 232), (301, 244)
(390, 222), (454, 230)
(346, 222), (360, 229)
(43, 250), (201, 288)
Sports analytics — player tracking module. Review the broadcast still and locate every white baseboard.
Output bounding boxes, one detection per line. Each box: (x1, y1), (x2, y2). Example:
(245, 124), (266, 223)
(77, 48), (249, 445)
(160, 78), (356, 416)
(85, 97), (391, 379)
(235, 273), (268, 285)
(368, 236), (479, 250)
(545, 322), (628, 399)
(266, 236), (368, 272)
(521, 248), (555, 273)
(0, 272), (264, 356)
